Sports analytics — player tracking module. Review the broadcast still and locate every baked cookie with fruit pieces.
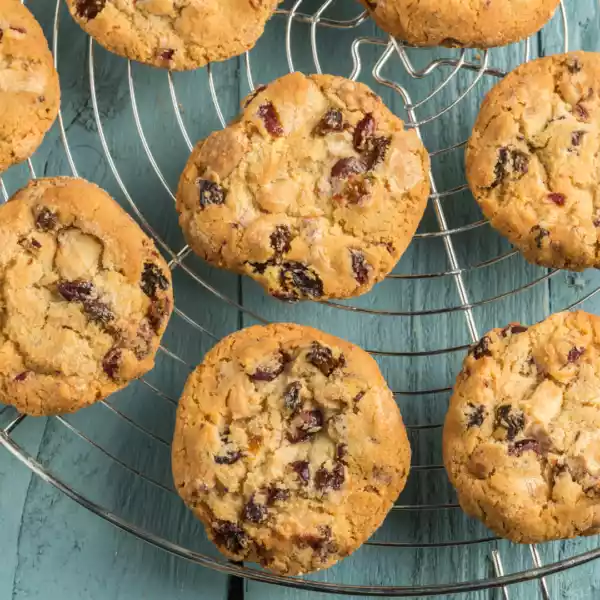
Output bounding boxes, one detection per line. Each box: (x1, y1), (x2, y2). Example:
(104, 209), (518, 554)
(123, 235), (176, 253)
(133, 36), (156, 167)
(65, 0), (280, 70)
(467, 52), (600, 270)
(359, 0), (560, 48)
(177, 72), (430, 301)
(0, 177), (173, 416)
(172, 323), (410, 574)
(0, 0), (60, 172)
(444, 311), (600, 543)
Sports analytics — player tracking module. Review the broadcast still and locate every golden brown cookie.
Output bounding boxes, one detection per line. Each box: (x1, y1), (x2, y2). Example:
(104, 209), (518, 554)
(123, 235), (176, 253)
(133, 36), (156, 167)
(172, 323), (410, 574)
(466, 52), (600, 270)
(0, 177), (173, 416)
(64, 0), (279, 70)
(0, 0), (60, 172)
(177, 72), (430, 301)
(359, 0), (560, 48)
(444, 311), (600, 543)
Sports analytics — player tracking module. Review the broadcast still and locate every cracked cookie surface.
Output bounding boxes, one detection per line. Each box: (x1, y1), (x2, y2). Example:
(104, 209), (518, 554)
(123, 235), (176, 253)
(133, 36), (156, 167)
(172, 323), (410, 574)
(359, 0), (560, 48)
(177, 72), (430, 301)
(467, 52), (600, 270)
(64, 0), (279, 70)
(0, 0), (60, 172)
(443, 311), (600, 543)
(0, 177), (173, 416)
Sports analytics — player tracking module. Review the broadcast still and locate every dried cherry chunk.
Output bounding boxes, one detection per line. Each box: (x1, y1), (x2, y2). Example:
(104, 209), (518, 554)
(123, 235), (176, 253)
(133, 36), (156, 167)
(242, 498), (268, 523)
(157, 49), (175, 61)
(257, 102), (284, 137)
(83, 299), (114, 324)
(291, 460), (310, 484)
(353, 114), (376, 152)
(35, 206), (57, 231)
(548, 193), (566, 206)
(314, 109), (344, 135)
(315, 462), (345, 491)
(270, 225), (293, 255)
(249, 354), (286, 382)
(141, 262), (169, 299)
(307, 342), (342, 376)
(568, 346), (585, 363)
(350, 250), (370, 285)
(58, 280), (94, 302)
(212, 520), (248, 554)
(279, 262), (324, 300)
(287, 410), (324, 443)
(267, 485), (290, 504)
(75, 0), (106, 19)
(331, 157), (367, 179)
(470, 336), (492, 360)
(363, 136), (391, 169)
(283, 381), (302, 411)
(214, 450), (242, 465)
(466, 404), (486, 428)
(102, 347), (121, 380)
(571, 131), (585, 146)
(531, 225), (550, 248)
(494, 405), (525, 441)
(508, 439), (541, 457)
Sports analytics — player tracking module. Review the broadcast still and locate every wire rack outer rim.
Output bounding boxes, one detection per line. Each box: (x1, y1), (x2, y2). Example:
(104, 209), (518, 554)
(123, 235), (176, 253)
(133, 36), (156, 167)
(1, 0), (599, 596)
(5, 428), (600, 598)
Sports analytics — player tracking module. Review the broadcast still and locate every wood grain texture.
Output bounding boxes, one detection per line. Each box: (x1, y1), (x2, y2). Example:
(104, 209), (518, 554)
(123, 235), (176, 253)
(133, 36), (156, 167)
(1, 0), (600, 598)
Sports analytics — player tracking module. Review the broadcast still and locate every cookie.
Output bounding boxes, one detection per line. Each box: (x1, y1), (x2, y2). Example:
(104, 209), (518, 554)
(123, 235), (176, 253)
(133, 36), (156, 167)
(0, 177), (173, 416)
(65, 0), (279, 71)
(359, 0), (560, 48)
(0, 0), (60, 172)
(172, 323), (410, 574)
(466, 52), (600, 271)
(443, 311), (600, 543)
(177, 72), (430, 301)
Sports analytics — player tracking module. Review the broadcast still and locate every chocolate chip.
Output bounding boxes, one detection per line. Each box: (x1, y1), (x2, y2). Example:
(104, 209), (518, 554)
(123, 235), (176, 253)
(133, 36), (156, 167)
(508, 439), (541, 457)
(574, 103), (589, 121)
(102, 347), (121, 380)
(283, 381), (302, 411)
(571, 131), (585, 146)
(531, 225), (549, 248)
(249, 354), (286, 382)
(315, 462), (345, 491)
(470, 336), (492, 360)
(353, 114), (376, 152)
(494, 405), (525, 441)
(314, 109), (344, 135)
(157, 49), (174, 61)
(279, 262), (324, 300)
(492, 148), (529, 187)
(257, 102), (284, 137)
(242, 498), (268, 523)
(35, 206), (57, 231)
(307, 342), (343, 377)
(75, 0), (106, 19)
(350, 250), (370, 285)
(270, 225), (292, 255)
(331, 157), (367, 179)
(291, 460), (310, 484)
(466, 403), (486, 428)
(568, 346), (585, 363)
(30, 238), (41, 249)
(267, 485), (290, 505)
(212, 520), (248, 554)
(287, 410), (324, 443)
(14, 371), (29, 382)
(58, 280), (94, 302)
(214, 450), (242, 465)
(198, 179), (226, 209)
(344, 178), (371, 204)
(141, 262), (169, 299)
(548, 193), (566, 206)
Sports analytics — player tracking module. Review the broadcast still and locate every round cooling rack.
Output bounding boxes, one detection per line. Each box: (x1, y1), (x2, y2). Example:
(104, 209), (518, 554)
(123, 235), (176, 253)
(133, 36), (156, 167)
(2, 0), (600, 597)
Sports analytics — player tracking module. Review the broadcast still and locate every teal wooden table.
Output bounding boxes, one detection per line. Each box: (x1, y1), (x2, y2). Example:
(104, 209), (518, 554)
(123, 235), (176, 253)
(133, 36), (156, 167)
(2, 0), (600, 598)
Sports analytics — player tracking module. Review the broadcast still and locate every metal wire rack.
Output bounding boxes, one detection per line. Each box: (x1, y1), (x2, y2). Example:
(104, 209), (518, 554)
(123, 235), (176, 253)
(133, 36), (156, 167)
(2, 0), (600, 596)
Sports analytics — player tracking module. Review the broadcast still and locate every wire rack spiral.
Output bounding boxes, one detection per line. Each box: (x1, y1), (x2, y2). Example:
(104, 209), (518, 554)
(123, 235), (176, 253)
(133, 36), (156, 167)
(2, 0), (600, 596)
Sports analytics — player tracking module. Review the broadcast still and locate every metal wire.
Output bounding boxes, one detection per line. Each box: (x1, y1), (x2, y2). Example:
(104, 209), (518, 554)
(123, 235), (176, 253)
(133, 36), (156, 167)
(0, 0), (597, 596)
